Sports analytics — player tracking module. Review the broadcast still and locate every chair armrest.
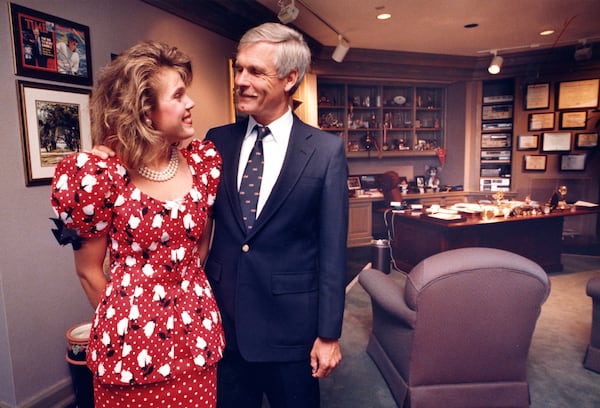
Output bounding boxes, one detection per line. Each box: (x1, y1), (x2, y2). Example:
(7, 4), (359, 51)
(358, 268), (416, 328)
(587, 278), (600, 298)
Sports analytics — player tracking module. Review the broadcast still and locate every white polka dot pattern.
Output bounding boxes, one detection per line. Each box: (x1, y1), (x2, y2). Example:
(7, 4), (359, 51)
(93, 364), (217, 407)
(51, 140), (225, 386)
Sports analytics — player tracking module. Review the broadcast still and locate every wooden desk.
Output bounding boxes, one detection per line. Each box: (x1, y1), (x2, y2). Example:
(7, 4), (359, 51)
(348, 196), (377, 247)
(348, 191), (518, 247)
(388, 207), (598, 273)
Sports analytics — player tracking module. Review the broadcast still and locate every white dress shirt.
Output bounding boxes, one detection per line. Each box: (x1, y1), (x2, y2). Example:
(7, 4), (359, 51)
(237, 108), (293, 217)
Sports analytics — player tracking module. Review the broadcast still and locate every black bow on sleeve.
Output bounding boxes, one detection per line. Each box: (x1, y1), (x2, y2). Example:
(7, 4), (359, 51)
(49, 217), (82, 250)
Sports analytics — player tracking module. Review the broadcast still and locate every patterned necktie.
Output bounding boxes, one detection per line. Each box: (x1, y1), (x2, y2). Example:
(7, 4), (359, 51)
(239, 125), (270, 230)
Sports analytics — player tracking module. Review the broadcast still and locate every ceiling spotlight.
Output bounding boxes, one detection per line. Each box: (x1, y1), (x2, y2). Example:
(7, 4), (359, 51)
(332, 35), (350, 63)
(277, 0), (299, 24)
(488, 52), (503, 74)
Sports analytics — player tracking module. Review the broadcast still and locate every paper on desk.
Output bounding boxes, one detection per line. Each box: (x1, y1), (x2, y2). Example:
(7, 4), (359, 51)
(427, 207), (459, 215)
(574, 200), (598, 207)
(428, 213), (462, 220)
(451, 203), (483, 213)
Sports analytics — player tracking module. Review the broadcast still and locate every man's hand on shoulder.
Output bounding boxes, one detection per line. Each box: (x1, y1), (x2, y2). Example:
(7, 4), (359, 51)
(89, 145), (116, 159)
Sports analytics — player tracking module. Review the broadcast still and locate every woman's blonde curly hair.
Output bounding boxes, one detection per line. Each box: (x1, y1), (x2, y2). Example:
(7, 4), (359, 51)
(90, 41), (192, 170)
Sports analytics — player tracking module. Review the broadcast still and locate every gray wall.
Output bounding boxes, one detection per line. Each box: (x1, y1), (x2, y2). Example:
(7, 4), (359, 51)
(0, 1), (235, 406)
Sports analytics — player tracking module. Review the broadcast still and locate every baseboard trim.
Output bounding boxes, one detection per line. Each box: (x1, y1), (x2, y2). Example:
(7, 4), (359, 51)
(18, 378), (74, 408)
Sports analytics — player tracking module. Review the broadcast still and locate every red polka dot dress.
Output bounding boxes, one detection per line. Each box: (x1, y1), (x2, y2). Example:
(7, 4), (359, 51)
(51, 140), (225, 407)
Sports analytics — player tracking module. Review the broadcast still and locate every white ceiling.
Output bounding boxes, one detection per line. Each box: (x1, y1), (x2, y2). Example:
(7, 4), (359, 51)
(257, 0), (600, 57)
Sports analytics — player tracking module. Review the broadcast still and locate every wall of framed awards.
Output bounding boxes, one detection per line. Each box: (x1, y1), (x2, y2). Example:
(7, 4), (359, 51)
(516, 78), (598, 177)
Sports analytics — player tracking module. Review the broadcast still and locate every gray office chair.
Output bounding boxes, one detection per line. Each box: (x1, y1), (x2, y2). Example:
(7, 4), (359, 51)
(359, 247), (550, 408)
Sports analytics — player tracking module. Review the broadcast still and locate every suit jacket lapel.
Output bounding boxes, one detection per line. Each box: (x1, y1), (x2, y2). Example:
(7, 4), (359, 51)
(219, 119), (248, 233)
(251, 116), (316, 234)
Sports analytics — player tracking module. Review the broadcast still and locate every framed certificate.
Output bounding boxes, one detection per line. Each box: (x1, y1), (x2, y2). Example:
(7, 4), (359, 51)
(523, 155), (547, 171)
(528, 113), (554, 131)
(524, 83), (550, 110)
(559, 111), (587, 130)
(575, 132), (598, 149)
(517, 135), (539, 151)
(557, 79), (599, 109)
(560, 154), (586, 171)
(541, 132), (571, 152)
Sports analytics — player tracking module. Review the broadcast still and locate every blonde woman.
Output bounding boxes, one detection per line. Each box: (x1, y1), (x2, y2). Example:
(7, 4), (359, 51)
(51, 41), (224, 407)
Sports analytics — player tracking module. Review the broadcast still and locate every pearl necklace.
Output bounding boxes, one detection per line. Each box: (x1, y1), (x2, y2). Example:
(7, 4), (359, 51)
(138, 147), (179, 182)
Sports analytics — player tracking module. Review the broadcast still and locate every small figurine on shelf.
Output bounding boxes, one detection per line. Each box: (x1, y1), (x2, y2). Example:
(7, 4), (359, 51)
(399, 178), (409, 195)
(425, 166), (441, 192)
(361, 132), (382, 158)
(362, 132), (376, 151)
(416, 176), (425, 193)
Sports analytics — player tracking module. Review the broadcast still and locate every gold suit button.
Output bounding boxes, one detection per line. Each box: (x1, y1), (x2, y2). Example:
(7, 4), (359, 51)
(242, 244), (250, 252)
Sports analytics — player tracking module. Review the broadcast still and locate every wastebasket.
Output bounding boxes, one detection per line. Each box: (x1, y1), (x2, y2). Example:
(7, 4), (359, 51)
(371, 239), (391, 274)
(66, 322), (94, 408)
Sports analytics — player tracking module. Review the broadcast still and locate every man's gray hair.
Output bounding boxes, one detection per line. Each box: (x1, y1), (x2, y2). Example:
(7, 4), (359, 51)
(239, 22), (311, 94)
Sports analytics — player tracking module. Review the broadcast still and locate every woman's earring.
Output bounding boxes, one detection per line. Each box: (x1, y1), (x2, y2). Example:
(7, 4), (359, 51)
(145, 118), (153, 127)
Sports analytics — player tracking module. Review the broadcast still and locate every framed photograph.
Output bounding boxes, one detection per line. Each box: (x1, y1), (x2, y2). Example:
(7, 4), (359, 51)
(347, 176), (361, 191)
(575, 132), (598, 149)
(17, 80), (91, 186)
(524, 83), (550, 110)
(559, 111), (587, 130)
(560, 154), (587, 171)
(541, 132), (571, 152)
(523, 155), (547, 171)
(517, 135), (539, 151)
(528, 112), (554, 131)
(9, 3), (92, 86)
(557, 79), (599, 109)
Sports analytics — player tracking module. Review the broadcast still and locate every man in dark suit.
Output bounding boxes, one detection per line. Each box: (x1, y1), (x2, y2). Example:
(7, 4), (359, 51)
(204, 22), (348, 408)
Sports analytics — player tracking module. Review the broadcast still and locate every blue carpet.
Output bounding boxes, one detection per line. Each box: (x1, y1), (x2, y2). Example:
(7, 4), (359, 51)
(319, 253), (600, 408)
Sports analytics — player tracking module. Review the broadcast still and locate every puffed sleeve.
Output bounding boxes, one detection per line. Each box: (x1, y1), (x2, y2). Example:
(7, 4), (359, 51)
(185, 139), (222, 208)
(50, 152), (122, 240)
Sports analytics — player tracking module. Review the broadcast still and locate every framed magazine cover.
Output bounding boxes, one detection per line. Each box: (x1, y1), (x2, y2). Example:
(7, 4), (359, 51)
(9, 3), (92, 86)
(17, 80), (91, 186)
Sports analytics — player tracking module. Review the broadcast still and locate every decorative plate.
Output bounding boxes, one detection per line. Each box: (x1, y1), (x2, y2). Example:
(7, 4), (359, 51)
(393, 95), (406, 105)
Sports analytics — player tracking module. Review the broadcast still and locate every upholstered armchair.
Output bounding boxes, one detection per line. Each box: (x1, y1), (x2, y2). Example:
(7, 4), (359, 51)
(359, 247), (550, 408)
(584, 277), (600, 373)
